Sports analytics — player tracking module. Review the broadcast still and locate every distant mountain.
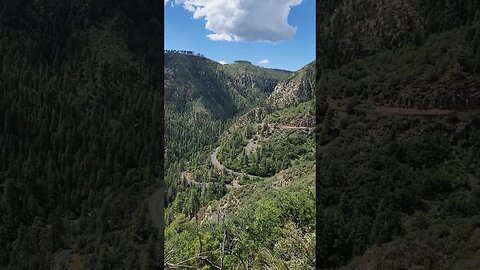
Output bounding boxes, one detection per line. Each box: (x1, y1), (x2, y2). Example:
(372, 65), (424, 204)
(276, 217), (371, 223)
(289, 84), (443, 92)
(164, 52), (291, 119)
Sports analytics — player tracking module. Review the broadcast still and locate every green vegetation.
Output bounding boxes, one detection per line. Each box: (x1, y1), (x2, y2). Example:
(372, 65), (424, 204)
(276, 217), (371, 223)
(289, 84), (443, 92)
(163, 52), (290, 210)
(317, 4), (480, 269)
(321, 23), (480, 108)
(265, 100), (315, 124)
(318, 0), (480, 68)
(165, 59), (315, 268)
(318, 111), (480, 269)
(217, 124), (313, 177)
(219, 61), (291, 84)
(166, 160), (316, 269)
(0, 1), (163, 269)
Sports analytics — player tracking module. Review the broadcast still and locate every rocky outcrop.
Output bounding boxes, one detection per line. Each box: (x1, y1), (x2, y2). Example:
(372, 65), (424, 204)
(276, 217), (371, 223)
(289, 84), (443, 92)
(265, 61), (315, 111)
(228, 74), (278, 94)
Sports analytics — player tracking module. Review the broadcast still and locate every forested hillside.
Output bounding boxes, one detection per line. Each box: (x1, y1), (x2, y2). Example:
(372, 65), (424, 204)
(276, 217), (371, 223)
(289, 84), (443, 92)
(317, 1), (480, 269)
(217, 62), (315, 178)
(164, 57), (316, 269)
(0, 1), (163, 269)
(318, 0), (480, 68)
(266, 62), (315, 112)
(163, 52), (290, 206)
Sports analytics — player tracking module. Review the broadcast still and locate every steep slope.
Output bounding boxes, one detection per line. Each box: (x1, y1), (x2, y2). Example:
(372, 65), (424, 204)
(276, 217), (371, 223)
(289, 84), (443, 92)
(318, 0), (480, 68)
(165, 53), (239, 119)
(165, 61), (316, 269)
(0, 1), (163, 269)
(219, 60), (292, 99)
(218, 64), (316, 177)
(266, 61), (315, 111)
(163, 52), (291, 206)
(317, 5), (480, 270)
(165, 53), (291, 118)
(230, 61), (315, 129)
(320, 26), (480, 110)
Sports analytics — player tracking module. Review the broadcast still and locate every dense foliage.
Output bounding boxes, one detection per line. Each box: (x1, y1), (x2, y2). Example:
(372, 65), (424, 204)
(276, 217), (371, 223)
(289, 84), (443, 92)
(318, 0), (480, 68)
(265, 100), (315, 124)
(163, 53), (290, 208)
(321, 23), (480, 109)
(318, 110), (480, 269)
(0, 1), (163, 269)
(317, 3), (480, 269)
(166, 157), (316, 269)
(218, 123), (313, 177)
(164, 58), (316, 268)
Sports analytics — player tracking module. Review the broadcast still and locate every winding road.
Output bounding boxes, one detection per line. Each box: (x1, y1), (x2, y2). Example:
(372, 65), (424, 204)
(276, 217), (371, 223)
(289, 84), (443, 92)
(49, 122), (314, 269)
(210, 147), (261, 185)
(209, 123), (316, 186)
(327, 100), (457, 116)
(259, 123), (314, 132)
(278, 125), (313, 130)
(367, 106), (453, 116)
(181, 143), (267, 190)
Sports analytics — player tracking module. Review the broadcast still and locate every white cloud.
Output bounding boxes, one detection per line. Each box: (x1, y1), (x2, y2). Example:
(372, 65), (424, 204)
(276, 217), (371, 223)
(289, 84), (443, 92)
(174, 0), (302, 42)
(208, 33), (234, 42)
(165, 0), (169, 6)
(218, 60), (228, 65)
(258, 59), (269, 65)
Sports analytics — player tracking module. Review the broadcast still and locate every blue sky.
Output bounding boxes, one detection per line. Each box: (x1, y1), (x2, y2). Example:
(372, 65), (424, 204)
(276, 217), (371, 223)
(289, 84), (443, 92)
(165, 0), (315, 71)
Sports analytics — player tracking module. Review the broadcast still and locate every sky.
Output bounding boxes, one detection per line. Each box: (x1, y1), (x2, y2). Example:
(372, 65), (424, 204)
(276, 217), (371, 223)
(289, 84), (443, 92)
(165, 0), (315, 71)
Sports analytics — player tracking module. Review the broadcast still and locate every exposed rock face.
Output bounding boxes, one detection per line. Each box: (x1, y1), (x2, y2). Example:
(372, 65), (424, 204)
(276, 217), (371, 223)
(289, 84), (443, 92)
(229, 74), (278, 94)
(265, 61), (315, 111)
(219, 61), (291, 95)
(228, 61), (315, 127)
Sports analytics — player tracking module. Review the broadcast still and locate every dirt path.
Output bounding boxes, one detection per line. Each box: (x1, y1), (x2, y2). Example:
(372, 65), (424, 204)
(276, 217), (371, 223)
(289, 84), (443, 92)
(258, 123), (314, 131)
(181, 171), (207, 187)
(245, 138), (258, 156)
(327, 100), (455, 116)
(367, 106), (453, 116)
(182, 168), (241, 190)
(278, 125), (313, 130)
